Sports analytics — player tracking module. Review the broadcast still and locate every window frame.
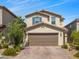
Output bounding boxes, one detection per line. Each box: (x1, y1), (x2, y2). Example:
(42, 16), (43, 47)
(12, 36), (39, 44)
(51, 16), (56, 24)
(32, 17), (42, 24)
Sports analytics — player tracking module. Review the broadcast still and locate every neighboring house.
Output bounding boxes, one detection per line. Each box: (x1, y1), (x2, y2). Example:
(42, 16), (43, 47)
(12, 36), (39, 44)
(25, 10), (67, 46)
(0, 5), (16, 32)
(65, 19), (79, 42)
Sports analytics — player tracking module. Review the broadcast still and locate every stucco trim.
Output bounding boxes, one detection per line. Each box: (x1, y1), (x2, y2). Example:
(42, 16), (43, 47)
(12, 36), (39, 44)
(25, 12), (49, 18)
(27, 23), (67, 32)
(40, 10), (62, 18)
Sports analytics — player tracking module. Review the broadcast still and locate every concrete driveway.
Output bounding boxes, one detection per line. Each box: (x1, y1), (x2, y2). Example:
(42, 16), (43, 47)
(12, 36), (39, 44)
(12, 46), (71, 59)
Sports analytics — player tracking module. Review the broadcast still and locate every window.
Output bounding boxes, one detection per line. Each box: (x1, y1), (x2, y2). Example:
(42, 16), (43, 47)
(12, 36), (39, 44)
(32, 17), (42, 24)
(51, 17), (56, 24)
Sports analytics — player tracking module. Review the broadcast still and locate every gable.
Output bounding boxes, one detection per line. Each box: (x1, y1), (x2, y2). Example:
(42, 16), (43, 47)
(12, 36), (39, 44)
(27, 23), (66, 33)
(27, 25), (60, 33)
(25, 10), (64, 28)
(25, 12), (49, 18)
(40, 10), (62, 18)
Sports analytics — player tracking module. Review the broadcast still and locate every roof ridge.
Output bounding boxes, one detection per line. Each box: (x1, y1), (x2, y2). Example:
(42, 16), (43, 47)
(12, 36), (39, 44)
(25, 11), (49, 18)
(40, 10), (62, 16)
(65, 18), (79, 27)
(25, 10), (62, 18)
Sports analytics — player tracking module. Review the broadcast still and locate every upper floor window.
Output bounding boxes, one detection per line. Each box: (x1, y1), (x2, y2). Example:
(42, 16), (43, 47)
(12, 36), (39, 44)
(32, 17), (42, 24)
(51, 17), (56, 24)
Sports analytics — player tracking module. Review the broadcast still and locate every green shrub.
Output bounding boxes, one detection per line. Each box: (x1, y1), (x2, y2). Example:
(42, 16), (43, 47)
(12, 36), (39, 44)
(2, 48), (17, 56)
(61, 44), (68, 49)
(20, 46), (24, 50)
(69, 43), (73, 46)
(75, 45), (79, 50)
(15, 46), (21, 52)
(74, 52), (79, 58)
(0, 44), (2, 49)
(2, 44), (8, 48)
(14, 45), (23, 50)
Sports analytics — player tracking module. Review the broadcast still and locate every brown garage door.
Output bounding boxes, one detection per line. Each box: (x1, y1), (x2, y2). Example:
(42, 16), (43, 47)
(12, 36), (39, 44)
(28, 33), (58, 46)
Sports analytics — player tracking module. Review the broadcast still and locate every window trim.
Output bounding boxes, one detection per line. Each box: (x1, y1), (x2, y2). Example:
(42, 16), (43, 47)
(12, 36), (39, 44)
(51, 16), (56, 24)
(32, 17), (42, 24)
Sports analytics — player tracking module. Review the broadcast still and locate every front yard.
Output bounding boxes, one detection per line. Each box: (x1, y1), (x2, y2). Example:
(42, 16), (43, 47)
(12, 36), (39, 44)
(0, 17), (78, 59)
(61, 44), (79, 59)
(67, 50), (79, 59)
(0, 46), (79, 59)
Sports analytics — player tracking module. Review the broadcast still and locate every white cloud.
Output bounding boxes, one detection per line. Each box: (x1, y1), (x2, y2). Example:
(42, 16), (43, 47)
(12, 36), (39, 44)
(8, 0), (46, 13)
(6, 0), (20, 2)
(46, 0), (70, 8)
(7, 0), (71, 16)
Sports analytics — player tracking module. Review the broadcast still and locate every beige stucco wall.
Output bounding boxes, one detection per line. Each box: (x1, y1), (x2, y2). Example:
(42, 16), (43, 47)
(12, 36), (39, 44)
(49, 16), (64, 27)
(27, 26), (64, 45)
(0, 9), (3, 25)
(25, 14), (64, 28)
(35, 12), (64, 27)
(77, 22), (79, 31)
(25, 12), (64, 45)
(26, 15), (48, 27)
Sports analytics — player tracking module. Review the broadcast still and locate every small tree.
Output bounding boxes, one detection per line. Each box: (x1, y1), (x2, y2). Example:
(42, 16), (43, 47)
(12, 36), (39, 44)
(71, 31), (79, 45)
(7, 17), (26, 46)
(0, 32), (2, 43)
(0, 32), (2, 39)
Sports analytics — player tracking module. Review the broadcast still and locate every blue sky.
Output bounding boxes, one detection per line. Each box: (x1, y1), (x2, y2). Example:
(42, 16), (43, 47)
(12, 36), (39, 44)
(0, 0), (79, 25)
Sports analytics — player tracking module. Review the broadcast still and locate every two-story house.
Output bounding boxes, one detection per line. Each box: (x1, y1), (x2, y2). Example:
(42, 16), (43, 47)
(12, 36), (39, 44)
(25, 10), (67, 46)
(0, 5), (16, 32)
(65, 19), (79, 42)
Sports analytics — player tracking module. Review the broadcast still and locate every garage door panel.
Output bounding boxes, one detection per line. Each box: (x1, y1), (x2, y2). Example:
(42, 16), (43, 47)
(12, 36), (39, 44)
(29, 39), (57, 42)
(28, 33), (58, 46)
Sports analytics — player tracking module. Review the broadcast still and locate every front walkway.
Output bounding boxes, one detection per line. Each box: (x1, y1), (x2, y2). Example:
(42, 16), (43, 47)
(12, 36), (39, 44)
(12, 46), (71, 59)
